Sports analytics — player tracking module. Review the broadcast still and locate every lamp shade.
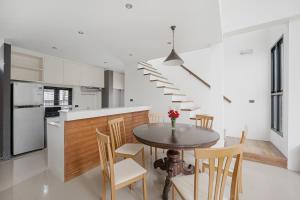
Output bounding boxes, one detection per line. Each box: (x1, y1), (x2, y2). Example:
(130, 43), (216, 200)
(163, 49), (184, 66)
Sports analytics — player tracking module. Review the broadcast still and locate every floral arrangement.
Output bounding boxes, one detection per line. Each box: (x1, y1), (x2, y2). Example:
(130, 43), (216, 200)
(168, 109), (180, 119)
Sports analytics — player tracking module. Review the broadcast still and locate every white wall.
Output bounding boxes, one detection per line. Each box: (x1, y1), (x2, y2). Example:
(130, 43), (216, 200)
(224, 29), (271, 140)
(287, 19), (300, 171)
(220, 0), (300, 33)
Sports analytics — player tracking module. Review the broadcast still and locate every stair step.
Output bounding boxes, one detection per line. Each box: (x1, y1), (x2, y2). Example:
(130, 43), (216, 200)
(150, 79), (173, 85)
(171, 95), (188, 101)
(139, 68), (162, 75)
(157, 86), (180, 90)
(145, 73), (167, 80)
(156, 81), (174, 88)
(164, 93), (186, 96)
(181, 106), (201, 111)
(172, 100), (193, 103)
(138, 62), (157, 70)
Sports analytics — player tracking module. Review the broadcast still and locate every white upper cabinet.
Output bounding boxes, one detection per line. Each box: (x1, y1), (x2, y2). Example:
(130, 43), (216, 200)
(113, 72), (124, 90)
(43, 56), (64, 84)
(11, 46), (105, 87)
(63, 60), (82, 86)
(80, 65), (104, 88)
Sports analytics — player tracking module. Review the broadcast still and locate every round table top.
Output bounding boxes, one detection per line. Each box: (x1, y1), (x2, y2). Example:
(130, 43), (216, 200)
(133, 123), (220, 150)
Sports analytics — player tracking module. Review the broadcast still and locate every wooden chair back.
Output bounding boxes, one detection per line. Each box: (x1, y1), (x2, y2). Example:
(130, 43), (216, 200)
(240, 131), (246, 144)
(195, 115), (214, 129)
(148, 112), (161, 123)
(96, 129), (115, 185)
(108, 118), (126, 152)
(194, 144), (243, 200)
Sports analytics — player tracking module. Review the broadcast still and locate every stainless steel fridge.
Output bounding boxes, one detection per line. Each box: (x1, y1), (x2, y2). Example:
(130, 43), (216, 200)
(12, 82), (45, 155)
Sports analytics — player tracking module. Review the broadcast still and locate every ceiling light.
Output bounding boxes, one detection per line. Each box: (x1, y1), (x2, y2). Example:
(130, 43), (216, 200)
(51, 46), (58, 50)
(164, 25), (184, 66)
(104, 61), (108, 64)
(129, 53), (133, 56)
(78, 31), (84, 35)
(125, 3), (133, 9)
(167, 42), (172, 45)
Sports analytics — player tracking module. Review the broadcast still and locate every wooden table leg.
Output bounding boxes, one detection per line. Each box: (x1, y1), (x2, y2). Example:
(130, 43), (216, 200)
(154, 149), (185, 200)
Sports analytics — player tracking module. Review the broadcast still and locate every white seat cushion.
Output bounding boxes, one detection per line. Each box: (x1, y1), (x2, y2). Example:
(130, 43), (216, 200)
(114, 158), (146, 185)
(115, 143), (144, 156)
(172, 173), (231, 200)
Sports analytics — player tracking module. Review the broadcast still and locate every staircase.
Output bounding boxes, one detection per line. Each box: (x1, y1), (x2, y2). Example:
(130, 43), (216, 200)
(137, 61), (201, 120)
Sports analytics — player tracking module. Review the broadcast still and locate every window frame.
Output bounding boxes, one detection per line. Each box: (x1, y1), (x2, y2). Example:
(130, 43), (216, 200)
(271, 37), (283, 136)
(43, 86), (73, 106)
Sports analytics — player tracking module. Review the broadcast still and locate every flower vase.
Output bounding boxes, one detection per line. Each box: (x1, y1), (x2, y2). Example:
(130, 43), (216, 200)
(171, 119), (176, 130)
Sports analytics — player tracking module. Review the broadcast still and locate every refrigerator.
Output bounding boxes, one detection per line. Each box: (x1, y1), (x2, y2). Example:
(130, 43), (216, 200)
(12, 82), (45, 155)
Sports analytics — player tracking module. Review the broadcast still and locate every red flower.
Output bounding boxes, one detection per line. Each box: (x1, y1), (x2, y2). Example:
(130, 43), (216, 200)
(168, 110), (180, 119)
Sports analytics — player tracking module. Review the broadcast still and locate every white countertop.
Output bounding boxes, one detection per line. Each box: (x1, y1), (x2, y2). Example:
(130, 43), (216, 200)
(60, 106), (151, 121)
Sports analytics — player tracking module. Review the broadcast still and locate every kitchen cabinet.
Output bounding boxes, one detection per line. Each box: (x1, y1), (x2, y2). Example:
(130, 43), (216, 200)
(80, 65), (104, 88)
(113, 72), (124, 90)
(43, 56), (64, 84)
(63, 60), (82, 86)
(11, 50), (44, 82)
(10, 46), (105, 88)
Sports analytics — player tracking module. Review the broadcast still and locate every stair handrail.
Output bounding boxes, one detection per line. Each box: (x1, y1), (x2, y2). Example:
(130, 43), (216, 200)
(180, 65), (211, 88)
(180, 64), (232, 103)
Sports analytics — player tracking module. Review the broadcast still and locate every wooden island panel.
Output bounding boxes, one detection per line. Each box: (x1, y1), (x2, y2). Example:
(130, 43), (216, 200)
(64, 110), (149, 181)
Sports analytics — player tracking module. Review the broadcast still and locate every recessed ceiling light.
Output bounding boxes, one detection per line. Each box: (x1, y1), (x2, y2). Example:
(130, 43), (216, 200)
(129, 53), (133, 56)
(167, 42), (172, 45)
(125, 3), (133, 9)
(104, 61), (108, 64)
(78, 31), (84, 35)
(52, 46), (58, 50)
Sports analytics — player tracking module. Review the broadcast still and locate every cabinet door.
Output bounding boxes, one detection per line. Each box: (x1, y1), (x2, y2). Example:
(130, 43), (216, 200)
(63, 60), (82, 86)
(90, 66), (104, 88)
(80, 65), (104, 87)
(113, 72), (124, 90)
(43, 56), (64, 84)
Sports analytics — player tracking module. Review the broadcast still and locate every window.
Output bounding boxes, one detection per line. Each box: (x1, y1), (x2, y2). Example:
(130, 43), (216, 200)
(271, 37), (283, 136)
(44, 87), (72, 106)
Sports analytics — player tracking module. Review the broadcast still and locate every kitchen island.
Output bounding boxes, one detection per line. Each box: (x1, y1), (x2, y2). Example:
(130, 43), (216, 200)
(47, 106), (150, 182)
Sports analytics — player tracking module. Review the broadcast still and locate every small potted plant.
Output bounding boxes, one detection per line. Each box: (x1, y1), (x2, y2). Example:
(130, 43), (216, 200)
(168, 109), (180, 129)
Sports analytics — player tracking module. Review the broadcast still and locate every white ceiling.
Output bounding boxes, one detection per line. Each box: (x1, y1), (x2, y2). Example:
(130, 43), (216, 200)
(0, 0), (222, 71)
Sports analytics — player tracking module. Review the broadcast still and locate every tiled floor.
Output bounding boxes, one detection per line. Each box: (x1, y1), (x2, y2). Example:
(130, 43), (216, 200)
(0, 148), (300, 200)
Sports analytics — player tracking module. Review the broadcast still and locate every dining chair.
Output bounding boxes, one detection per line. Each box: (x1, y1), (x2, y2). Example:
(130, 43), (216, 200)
(172, 144), (244, 200)
(202, 131), (246, 193)
(183, 114), (215, 161)
(108, 117), (145, 166)
(148, 112), (164, 160)
(195, 114), (214, 129)
(96, 129), (148, 200)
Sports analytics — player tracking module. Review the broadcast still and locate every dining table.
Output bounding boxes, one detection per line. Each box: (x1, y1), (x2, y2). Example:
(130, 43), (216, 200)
(133, 123), (220, 200)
